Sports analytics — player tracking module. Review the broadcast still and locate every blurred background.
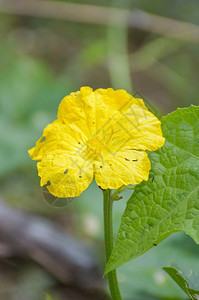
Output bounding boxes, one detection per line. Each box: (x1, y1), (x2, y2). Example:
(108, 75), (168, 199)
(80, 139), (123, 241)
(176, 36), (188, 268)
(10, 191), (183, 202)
(0, 0), (199, 299)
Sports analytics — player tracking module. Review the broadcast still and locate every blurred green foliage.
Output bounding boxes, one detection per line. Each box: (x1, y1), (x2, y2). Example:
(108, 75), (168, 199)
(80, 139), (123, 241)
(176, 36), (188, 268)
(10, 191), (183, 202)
(0, 0), (199, 299)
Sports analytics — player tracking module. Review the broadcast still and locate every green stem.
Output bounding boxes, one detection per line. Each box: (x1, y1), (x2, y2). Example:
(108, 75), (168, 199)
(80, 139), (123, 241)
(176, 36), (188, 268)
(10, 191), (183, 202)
(103, 189), (122, 300)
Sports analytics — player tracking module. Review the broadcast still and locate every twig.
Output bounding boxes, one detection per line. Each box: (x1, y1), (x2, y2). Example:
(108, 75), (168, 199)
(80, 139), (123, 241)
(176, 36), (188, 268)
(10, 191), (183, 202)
(0, 0), (199, 43)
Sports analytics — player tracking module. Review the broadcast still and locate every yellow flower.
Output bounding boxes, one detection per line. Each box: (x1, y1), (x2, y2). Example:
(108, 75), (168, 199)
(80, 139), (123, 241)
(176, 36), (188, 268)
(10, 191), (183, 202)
(29, 87), (165, 197)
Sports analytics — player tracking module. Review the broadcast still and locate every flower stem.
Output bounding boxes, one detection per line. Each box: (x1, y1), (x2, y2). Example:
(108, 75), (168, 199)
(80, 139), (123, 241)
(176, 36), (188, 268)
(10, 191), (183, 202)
(103, 189), (122, 300)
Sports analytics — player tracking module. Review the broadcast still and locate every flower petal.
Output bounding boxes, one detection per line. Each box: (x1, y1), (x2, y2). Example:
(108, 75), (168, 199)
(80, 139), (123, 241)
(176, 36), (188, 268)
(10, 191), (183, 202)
(57, 86), (96, 137)
(94, 88), (137, 111)
(94, 149), (151, 189)
(28, 120), (87, 161)
(121, 103), (165, 151)
(37, 150), (93, 197)
(102, 102), (165, 153)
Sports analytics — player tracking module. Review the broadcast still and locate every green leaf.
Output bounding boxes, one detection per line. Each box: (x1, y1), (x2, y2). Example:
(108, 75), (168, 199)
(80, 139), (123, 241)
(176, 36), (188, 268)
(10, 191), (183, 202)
(105, 105), (199, 274)
(163, 266), (199, 300)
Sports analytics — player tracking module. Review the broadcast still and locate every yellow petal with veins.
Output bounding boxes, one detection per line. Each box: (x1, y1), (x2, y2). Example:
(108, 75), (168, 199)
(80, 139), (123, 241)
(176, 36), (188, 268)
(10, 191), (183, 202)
(57, 86), (96, 137)
(37, 150), (93, 197)
(28, 120), (88, 161)
(94, 149), (151, 189)
(103, 103), (165, 152)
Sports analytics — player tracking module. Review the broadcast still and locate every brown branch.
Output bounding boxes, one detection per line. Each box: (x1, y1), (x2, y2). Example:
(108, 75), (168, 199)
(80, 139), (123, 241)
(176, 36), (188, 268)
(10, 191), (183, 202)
(0, 0), (199, 43)
(0, 199), (104, 291)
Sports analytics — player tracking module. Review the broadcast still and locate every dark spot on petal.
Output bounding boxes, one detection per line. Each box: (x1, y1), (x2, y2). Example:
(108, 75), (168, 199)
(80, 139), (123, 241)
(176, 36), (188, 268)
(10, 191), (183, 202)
(124, 158), (130, 161)
(132, 159), (138, 161)
(100, 166), (103, 168)
(40, 136), (46, 142)
(110, 164), (112, 166)
(93, 121), (95, 124)
(79, 175), (82, 178)
(64, 169), (68, 174)
(78, 142), (81, 144)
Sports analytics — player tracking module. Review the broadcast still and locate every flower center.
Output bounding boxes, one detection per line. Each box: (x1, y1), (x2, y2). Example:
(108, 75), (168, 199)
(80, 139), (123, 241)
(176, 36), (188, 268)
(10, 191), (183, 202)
(86, 136), (105, 159)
